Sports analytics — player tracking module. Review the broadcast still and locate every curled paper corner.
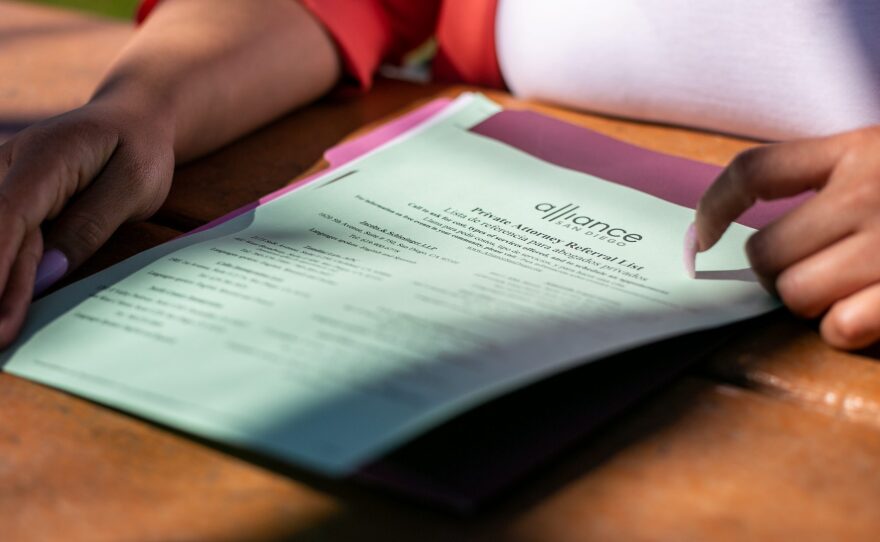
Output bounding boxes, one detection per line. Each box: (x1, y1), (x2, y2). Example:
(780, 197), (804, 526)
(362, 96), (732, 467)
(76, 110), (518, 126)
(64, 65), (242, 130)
(683, 223), (698, 279)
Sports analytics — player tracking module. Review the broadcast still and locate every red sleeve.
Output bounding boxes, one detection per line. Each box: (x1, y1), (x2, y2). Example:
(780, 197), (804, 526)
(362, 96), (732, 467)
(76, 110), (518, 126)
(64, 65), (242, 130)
(136, 0), (442, 91)
(301, 0), (441, 90)
(433, 0), (503, 88)
(135, 0), (160, 24)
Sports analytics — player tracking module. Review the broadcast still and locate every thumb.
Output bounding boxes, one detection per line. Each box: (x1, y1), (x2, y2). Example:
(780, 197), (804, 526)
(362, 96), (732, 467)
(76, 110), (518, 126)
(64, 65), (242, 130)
(42, 150), (172, 281)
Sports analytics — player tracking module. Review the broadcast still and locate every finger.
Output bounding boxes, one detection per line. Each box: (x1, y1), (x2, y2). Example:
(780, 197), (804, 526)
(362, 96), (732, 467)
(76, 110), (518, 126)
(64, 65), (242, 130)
(695, 133), (857, 251)
(0, 140), (9, 178)
(0, 121), (117, 303)
(821, 281), (880, 350)
(0, 230), (42, 348)
(775, 233), (880, 318)
(43, 150), (169, 272)
(744, 176), (860, 280)
(0, 142), (27, 307)
(33, 249), (70, 298)
(1, 120), (119, 223)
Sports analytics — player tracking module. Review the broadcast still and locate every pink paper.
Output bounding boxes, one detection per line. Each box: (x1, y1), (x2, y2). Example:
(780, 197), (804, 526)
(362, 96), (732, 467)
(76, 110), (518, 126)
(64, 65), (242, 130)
(187, 98), (453, 236)
(469, 110), (810, 230)
(325, 99), (452, 165)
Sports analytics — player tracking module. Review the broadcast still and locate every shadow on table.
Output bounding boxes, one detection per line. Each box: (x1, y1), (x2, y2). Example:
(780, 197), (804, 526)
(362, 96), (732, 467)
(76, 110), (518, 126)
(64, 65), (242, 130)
(695, 268), (757, 282)
(855, 342), (880, 361)
(69, 326), (733, 542)
(114, 309), (741, 508)
(129, 326), (733, 542)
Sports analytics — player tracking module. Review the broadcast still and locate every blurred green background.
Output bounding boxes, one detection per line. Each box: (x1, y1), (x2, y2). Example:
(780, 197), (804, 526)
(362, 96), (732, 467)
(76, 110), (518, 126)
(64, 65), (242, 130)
(21, 0), (139, 19)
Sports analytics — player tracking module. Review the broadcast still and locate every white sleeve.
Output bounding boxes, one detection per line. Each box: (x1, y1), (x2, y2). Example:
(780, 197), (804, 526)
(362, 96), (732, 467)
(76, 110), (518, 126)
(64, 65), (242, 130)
(496, 0), (880, 140)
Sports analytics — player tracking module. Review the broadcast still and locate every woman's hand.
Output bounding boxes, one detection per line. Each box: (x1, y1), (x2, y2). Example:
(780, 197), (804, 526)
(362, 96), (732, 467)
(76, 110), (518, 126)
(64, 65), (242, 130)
(0, 0), (339, 350)
(695, 126), (880, 350)
(0, 98), (175, 346)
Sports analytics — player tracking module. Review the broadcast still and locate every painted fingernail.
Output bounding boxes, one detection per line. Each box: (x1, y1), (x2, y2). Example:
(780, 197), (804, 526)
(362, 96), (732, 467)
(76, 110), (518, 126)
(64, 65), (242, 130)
(33, 249), (69, 297)
(683, 223), (698, 279)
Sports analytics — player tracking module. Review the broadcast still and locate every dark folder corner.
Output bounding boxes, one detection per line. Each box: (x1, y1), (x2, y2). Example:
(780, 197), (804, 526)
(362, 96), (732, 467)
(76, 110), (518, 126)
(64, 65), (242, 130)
(357, 325), (737, 513)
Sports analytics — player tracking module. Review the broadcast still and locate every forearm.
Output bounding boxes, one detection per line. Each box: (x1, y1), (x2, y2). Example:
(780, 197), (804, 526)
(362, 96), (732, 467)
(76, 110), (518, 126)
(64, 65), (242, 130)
(91, 0), (341, 161)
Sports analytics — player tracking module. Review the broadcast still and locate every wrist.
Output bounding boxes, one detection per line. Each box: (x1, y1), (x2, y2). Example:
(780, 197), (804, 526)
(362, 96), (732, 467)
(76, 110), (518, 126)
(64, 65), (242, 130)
(88, 72), (178, 147)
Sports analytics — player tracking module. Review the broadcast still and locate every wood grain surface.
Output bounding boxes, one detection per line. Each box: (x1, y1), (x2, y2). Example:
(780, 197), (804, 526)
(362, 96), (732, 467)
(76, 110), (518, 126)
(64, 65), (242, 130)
(3, 3), (880, 540)
(0, 1), (132, 143)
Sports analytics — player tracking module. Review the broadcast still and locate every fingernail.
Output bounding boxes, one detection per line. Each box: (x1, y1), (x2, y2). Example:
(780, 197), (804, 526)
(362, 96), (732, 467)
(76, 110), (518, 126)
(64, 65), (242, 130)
(33, 249), (69, 297)
(683, 223), (698, 279)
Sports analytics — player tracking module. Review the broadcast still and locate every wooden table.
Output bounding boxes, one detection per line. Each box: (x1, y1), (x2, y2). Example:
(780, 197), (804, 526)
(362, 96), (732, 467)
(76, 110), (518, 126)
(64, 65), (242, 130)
(4, 3), (880, 540)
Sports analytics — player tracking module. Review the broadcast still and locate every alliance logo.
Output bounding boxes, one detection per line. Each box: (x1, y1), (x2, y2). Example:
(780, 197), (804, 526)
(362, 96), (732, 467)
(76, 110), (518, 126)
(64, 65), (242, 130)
(535, 202), (644, 244)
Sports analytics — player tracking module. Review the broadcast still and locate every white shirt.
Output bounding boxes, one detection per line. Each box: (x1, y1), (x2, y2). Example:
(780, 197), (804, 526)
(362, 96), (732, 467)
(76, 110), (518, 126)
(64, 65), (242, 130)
(496, 0), (880, 140)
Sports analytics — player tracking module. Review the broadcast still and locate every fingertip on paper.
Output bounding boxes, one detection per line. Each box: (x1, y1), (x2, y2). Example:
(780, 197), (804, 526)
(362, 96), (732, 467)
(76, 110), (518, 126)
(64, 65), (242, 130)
(33, 249), (69, 298)
(683, 223), (698, 279)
